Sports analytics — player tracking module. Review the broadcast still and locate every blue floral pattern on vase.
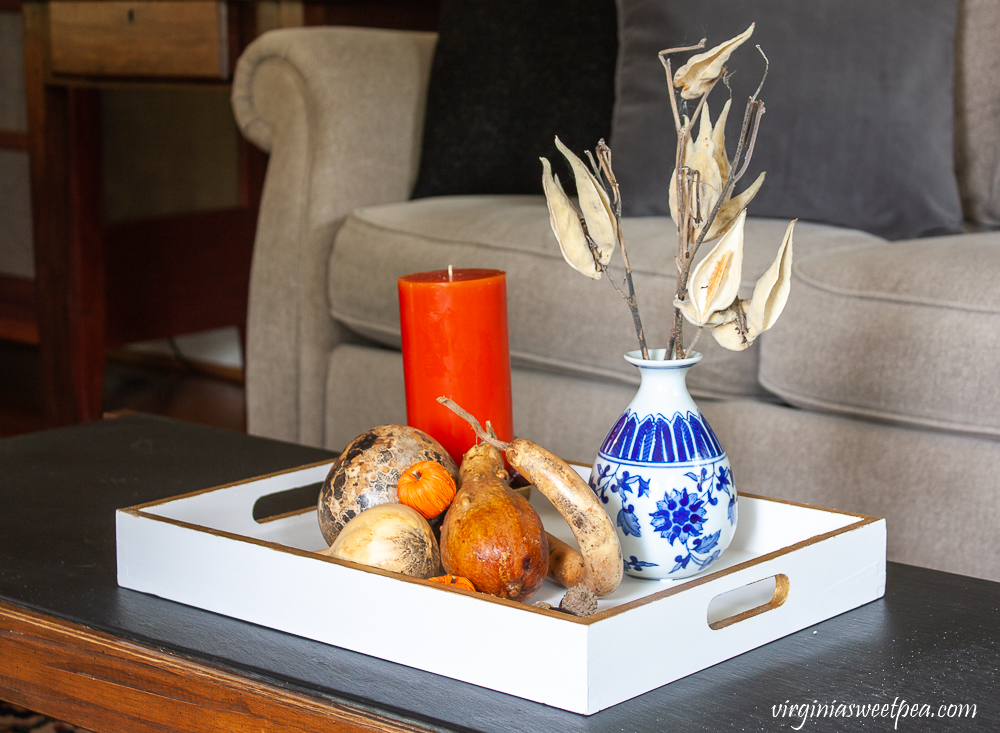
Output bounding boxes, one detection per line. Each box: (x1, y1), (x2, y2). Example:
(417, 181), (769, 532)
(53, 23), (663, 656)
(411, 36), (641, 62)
(590, 351), (738, 580)
(650, 487), (706, 543)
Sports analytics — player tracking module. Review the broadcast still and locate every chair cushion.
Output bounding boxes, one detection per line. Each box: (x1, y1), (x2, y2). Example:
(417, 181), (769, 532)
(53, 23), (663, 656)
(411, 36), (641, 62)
(328, 195), (880, 401)
(610, 0), (964, 241)
(759, 230), (1000, 438)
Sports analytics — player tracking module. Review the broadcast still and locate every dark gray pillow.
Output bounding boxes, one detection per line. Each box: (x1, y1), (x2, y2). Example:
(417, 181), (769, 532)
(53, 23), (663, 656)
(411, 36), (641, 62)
(610, 0), (964, 241)
(410, 0), (618, 199)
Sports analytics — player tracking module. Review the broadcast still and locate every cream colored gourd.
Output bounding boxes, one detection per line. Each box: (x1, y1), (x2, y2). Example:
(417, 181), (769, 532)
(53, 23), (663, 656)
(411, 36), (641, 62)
(505, 439), (623, 597)
(319, 503), (440, 579)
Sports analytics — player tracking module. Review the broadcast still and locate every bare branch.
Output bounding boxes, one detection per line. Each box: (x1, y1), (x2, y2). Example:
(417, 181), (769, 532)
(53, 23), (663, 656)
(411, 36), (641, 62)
(578, 214), (604, 268)
(667, 308), (685, 360)
(751, 45), (770, 100)
(596, 140), (621, 212)
(603, 265), (627, 298)
(437, 397), (509, 450)
(683, 327), (705, 359)
(661, 56), (683, 132)
(590, 140), (648, 360)
(732, 100), (764, 183)
(612, 225), (649, 361)
(584, 149), (603, 185)
(658, 39), (707, 56)
(730, 45), (769, 182)
(692, 168), (702, 229)
(680, 169), (694, 249)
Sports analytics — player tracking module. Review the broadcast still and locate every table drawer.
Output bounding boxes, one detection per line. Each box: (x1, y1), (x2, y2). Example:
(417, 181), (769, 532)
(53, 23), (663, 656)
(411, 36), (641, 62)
(49, 1), (228, 78)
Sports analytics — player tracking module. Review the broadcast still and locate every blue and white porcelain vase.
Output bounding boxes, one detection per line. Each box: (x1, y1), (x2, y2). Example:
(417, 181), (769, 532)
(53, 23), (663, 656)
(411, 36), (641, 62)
(590, 349), (737, 580)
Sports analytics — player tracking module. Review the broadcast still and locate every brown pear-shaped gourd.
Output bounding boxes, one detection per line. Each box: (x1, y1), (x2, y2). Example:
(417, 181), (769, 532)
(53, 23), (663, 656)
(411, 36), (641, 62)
(439, 442), (548, 602)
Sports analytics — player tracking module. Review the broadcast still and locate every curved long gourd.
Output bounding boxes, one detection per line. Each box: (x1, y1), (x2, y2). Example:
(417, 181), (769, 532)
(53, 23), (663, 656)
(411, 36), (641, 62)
(506, 440), (623, 597)
(546, 532), (587, 589)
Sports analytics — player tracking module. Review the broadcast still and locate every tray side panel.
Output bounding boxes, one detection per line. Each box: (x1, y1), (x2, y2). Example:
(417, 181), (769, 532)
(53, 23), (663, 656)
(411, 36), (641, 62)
(139, 464), (333, 536)
(116, 511), (592, 713)
(585, 519), (887, 713)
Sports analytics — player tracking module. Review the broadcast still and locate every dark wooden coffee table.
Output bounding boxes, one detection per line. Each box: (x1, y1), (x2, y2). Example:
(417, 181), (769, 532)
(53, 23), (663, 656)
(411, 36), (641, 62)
(1, 414), (996, 732)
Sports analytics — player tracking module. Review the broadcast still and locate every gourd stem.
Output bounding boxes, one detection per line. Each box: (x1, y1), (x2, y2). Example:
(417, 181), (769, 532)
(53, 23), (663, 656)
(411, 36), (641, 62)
(437, 397), (510, 451)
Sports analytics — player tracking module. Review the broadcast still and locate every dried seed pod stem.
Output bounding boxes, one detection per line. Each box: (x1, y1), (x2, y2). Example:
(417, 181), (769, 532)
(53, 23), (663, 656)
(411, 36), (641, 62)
(667, 41), (771, 360)
(544, 24), (793, 362)
(546, 137), (649, 360)
(683, 326), (705, 359)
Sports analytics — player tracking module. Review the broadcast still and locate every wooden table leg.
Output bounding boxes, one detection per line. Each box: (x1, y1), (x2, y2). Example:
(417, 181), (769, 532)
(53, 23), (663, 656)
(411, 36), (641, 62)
(65, 87), (106, 422)
(23, 2), (106, 425)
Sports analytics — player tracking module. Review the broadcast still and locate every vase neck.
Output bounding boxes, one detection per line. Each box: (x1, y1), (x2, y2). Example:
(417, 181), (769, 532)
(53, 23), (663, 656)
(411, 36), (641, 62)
(626, 356), (700, 417)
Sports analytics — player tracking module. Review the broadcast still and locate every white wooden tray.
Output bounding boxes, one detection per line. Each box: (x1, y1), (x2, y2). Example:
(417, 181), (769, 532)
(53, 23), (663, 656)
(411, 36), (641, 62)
(116, 460), (886, 715)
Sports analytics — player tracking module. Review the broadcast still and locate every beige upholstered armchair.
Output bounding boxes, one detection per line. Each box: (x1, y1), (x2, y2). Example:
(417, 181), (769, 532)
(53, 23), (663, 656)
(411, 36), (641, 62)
(232, 15), (1000, 582)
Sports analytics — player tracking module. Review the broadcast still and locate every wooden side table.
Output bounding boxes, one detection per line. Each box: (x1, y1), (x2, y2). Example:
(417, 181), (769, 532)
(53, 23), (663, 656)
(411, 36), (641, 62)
(21, 0), (264, 424)
(19, 0), (439, 426)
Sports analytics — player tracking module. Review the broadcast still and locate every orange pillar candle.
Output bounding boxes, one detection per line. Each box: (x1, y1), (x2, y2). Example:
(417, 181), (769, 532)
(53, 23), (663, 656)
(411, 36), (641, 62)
(398, 268), (513, 464)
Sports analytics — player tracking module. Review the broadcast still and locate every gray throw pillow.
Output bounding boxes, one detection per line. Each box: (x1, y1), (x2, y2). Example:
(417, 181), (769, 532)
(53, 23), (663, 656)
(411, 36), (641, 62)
(610, 0), (964, 241)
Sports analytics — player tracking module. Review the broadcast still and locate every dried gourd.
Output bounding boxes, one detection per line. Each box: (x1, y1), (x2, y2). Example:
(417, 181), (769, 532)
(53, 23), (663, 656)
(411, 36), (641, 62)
(319, 503), (440, 579)
(439, 398), (623, 597)
(317, 425), (457, 545)
(439, 442), (549, 602)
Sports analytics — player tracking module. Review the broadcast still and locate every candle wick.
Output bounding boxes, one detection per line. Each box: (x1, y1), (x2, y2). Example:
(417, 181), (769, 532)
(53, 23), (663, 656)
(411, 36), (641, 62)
(448, 265), (453, 282)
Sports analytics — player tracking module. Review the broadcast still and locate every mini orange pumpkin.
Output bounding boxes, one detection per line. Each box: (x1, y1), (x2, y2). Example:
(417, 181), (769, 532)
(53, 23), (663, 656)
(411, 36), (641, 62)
(428, 574), (476, 591)
(397, 460), (457, 519)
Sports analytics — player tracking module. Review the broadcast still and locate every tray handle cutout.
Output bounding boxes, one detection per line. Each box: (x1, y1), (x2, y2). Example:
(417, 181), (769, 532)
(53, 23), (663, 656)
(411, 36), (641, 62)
(252, 482), (324, 524)
(707, 574), (789, 630)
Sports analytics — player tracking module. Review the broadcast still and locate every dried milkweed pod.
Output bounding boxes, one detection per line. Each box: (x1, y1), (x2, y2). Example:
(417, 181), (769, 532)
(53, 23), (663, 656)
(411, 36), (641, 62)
(669, 101), (766, 243)
(711, 218), (795, 351)
(541, 157), (600, 279)
(670, 109), (724, 235)
(554, 137), (617, 265)
(672, 24), (755, 100)
(746, 218), (795, 335)
(675, 209), (747, 327)
(541, 137), (649, 358)
(540, 135), (619, 281)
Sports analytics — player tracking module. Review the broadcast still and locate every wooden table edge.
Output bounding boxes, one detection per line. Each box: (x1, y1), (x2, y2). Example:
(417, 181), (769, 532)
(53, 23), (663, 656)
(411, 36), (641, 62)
(0, 600), (433, 733)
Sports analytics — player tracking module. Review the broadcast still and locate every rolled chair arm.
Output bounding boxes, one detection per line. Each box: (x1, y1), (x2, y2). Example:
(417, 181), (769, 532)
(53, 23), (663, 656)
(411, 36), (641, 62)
(232, 26), (437, 446)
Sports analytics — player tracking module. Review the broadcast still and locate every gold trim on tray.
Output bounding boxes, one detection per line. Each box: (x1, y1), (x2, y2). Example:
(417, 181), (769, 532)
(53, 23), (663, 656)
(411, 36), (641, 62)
(708, 573), (790, 631)
(125, 458), (337, 512)
(119, 460), (882, 626)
